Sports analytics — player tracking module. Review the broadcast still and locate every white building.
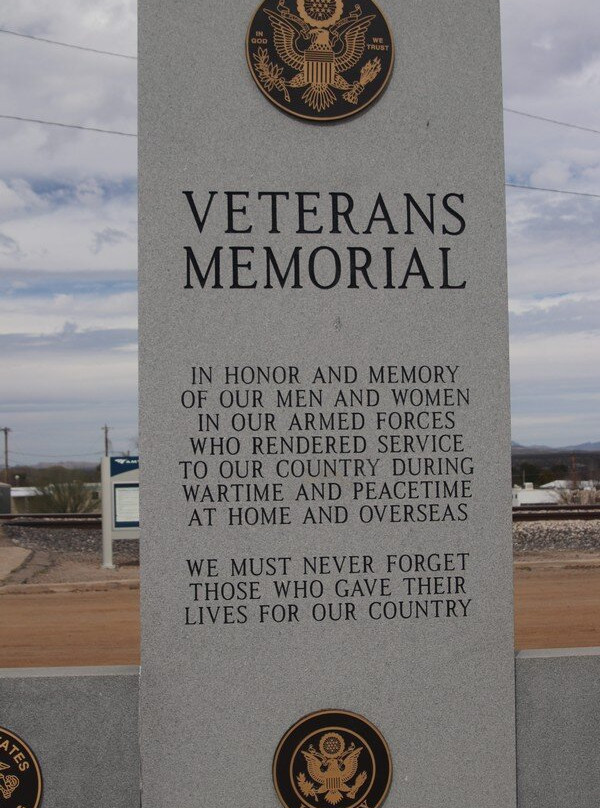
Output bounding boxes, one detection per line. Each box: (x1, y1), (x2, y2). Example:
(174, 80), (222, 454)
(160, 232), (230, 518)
(512, 483), (560, 507)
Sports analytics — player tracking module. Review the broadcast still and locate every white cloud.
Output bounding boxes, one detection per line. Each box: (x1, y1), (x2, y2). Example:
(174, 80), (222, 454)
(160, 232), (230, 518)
(0, 1), (136, 50)
(0, 288), (137, 335)
(510, 331), (600, 384)
(512, 413), (585, 428)
(529, 160), (573, 188)
(3, 347), (137, 404)
(0, 180), (33, 216)
(0, 1), (136, 181)
(0, 179), (136, 272)
(505, 190), (600, 298)
(509, 291), (598, 316)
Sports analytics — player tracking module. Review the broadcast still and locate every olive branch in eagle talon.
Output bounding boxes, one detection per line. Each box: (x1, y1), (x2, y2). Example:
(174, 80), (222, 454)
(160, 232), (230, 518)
(253, 47), (291, 102)
(298, 771), (321, 801)
(343, 57), (381, 104)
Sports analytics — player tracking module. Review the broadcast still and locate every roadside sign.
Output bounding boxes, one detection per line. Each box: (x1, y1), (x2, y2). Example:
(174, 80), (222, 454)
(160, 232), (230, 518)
(101, 456), (140, 568)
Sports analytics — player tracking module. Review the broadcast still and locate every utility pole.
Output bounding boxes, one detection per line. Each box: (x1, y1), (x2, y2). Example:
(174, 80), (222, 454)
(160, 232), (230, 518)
(102, 425), (111, 457)
(1, 427), (11, 483)
(570, 453), (579, 501)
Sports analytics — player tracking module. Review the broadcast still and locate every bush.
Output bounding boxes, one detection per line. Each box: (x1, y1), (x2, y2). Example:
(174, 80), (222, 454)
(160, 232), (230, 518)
(24, 468), (97, 514)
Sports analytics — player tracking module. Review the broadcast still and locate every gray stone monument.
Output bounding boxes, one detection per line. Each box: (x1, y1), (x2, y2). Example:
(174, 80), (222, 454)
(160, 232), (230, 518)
(139, 1), (516, 806)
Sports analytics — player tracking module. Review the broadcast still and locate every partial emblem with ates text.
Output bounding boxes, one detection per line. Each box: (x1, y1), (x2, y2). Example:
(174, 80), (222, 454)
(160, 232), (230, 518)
(0, 727), (43, 808)
(273, 710), (392, 808)
(246, 0), (394, 121)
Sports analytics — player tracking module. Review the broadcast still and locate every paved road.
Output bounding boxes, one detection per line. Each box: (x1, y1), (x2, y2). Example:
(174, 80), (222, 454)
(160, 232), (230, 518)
(1, 564), (599, 667)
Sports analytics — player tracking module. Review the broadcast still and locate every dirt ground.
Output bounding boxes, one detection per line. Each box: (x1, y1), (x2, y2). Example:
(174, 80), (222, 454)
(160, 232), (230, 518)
(0, 588), (141, 667)
(1, 556), (599, 667)
(514, 560), (600, 649)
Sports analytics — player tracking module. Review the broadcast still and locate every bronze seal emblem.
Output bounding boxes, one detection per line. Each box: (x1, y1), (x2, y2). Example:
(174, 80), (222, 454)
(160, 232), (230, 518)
(0, 727), (43, 808)
(273, 710), (392, 808)
(247, 0), (394, 122)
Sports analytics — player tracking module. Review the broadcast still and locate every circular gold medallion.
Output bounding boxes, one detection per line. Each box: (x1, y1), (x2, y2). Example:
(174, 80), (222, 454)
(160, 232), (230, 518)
(273, 710), (392, 808)
(246, 0), (394, 122)
(0, 727), (43, 808)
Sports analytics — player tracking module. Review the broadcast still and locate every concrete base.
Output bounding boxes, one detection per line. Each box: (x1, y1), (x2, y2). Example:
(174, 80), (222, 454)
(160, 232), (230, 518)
(0, 666), (139, 808)
(516, 649), (600, 808)
(0, 651), (598, 807)
(0, 546), (30, 581)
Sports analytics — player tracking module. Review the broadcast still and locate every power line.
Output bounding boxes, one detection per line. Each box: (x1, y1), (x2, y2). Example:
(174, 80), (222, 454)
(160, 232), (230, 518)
(504, 108), (600, 136)
(0, 113), (136, 137)
(0, 27), (136, 60)
(506, 183), (600, 200)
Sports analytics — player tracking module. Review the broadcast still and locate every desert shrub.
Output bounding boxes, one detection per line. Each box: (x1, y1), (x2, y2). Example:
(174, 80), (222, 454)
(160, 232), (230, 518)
(24, 468), (97, 513)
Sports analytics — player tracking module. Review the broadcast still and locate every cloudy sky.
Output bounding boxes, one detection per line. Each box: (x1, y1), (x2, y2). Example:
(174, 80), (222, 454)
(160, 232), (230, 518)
(0, 0), (598, 463)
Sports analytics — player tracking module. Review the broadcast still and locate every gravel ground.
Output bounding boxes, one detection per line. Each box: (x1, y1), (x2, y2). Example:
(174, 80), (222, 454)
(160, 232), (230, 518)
(1, 525), (139, 583)
(2, 525), (139, 565)
(513, 519), (600, 554)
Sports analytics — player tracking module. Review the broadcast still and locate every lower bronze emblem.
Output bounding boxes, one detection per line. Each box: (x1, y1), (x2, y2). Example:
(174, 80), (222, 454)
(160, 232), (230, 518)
(273, 710), (392, 808)
(246, 0), (394, 122)
(0, 727), (42, 808)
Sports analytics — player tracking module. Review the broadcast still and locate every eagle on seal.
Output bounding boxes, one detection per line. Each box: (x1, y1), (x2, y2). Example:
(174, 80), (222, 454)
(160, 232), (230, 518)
(297, 732), (368, 805)
(264, 1), (377, 112)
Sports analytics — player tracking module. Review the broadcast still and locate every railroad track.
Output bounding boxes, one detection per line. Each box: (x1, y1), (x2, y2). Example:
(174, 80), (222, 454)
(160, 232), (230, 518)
(514, 504), (600, 522)
(0, 513), (102, 529)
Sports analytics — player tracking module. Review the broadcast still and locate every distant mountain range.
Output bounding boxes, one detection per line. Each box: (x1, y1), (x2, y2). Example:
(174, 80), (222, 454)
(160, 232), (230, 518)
(511, 441), (600, 454)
